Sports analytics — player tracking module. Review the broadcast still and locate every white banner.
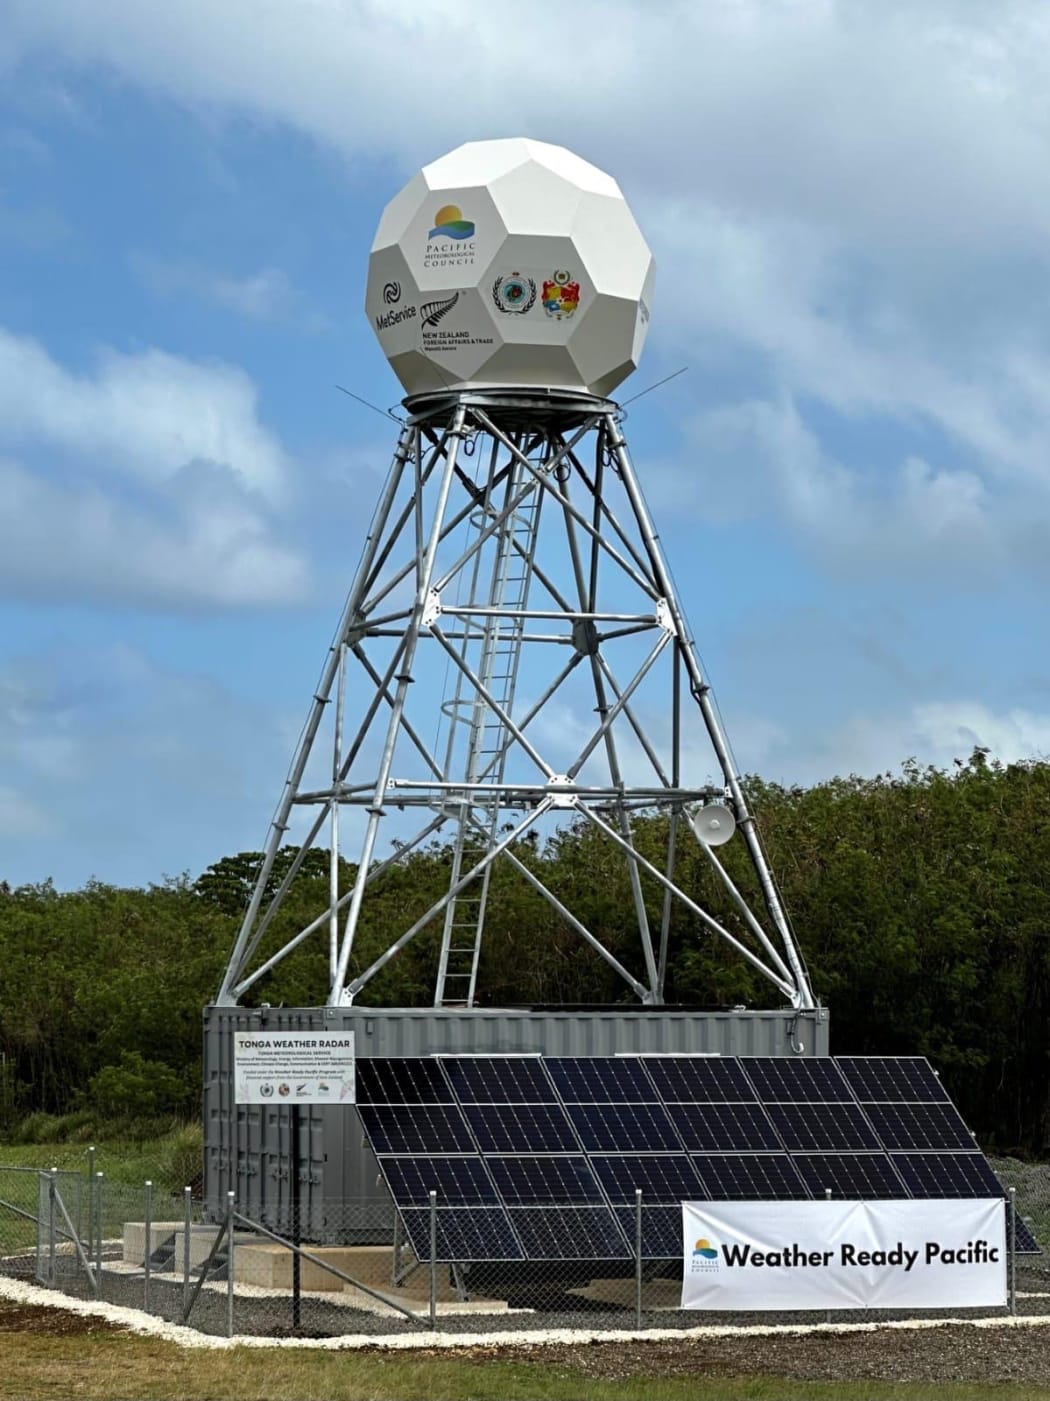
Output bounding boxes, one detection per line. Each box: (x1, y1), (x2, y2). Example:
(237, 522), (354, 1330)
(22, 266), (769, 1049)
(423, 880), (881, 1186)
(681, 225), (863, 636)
(682, 1198), (1006, 1310)
(234, 1031), (355, 1105)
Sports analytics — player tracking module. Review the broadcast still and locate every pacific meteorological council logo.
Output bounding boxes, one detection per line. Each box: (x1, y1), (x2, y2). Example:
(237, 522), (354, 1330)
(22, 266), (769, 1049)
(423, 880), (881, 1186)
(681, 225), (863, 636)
(428, 205), (475, 241)
(424, 205), (477, 270)
(692, 1237), (720, 1272)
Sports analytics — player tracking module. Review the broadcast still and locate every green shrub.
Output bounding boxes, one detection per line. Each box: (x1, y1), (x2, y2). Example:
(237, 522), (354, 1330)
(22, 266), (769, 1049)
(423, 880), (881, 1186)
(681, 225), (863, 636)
(88, 1051), (187, 1120)
(157, 1120), (204, 1191)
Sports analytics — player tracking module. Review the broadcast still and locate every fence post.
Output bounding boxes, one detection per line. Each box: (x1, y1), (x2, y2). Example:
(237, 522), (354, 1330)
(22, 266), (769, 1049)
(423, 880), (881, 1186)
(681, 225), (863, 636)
(85, 1147), (96, 1257)
(824, 1188), (832, 1326)
(1009, 1188), (1017, 1316)
(634, 1188), (643, 1329)
(226, 1190), (235, 1339)
(143, 1180), (152, 1311)
(429, 1190), (437, 1329)
(94, 1172), (103, 1298)
(182, 1187), (192, 1318)
(48, 1167), (57, 1285)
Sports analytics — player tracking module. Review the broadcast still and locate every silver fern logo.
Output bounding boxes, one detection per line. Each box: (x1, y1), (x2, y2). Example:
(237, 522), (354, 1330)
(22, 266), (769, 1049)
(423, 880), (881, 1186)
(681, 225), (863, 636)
(421, 291), (460, 327)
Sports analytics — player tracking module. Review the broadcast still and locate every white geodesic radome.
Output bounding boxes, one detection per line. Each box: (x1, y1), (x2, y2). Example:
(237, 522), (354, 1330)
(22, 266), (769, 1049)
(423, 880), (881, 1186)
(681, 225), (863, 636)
(365, 138), (655, 399)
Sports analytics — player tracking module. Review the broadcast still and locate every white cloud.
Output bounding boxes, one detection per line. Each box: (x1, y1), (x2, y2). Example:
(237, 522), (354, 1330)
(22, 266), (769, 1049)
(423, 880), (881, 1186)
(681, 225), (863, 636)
(132, 255), (328, 328)
(0, 328), (289, 499)
(3, 2), (1049, 253)
(0, 456), (308, 607)
(644, 394), (1041, 576)
(7, 3), (1050, 531)
(0, 329), (309, 608)
(731, 698), (1050, 786)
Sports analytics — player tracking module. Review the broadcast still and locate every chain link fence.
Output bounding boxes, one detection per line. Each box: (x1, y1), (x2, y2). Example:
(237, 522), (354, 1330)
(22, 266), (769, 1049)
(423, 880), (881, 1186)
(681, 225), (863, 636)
(1, 1150), (1047, 1339)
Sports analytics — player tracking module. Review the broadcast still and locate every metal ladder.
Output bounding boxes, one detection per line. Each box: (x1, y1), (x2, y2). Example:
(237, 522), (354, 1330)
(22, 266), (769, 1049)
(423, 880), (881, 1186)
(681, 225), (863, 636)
(433, 454), (542, 1006)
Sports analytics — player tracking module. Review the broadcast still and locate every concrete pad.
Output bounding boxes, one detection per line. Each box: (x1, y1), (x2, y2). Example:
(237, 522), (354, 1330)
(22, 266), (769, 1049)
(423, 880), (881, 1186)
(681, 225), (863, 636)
(236, 1243), (409, 1292)
(572, 1275), (682, 1310)
(122, 1222), (181, 1266)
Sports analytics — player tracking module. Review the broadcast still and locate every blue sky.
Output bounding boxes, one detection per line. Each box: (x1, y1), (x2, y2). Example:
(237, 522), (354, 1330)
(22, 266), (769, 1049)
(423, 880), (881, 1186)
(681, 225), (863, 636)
(2, 0), (1050, 889)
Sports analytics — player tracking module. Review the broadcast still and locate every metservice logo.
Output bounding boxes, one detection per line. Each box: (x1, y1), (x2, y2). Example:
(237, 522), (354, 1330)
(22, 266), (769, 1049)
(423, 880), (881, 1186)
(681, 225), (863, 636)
(428, 205), (475, 241)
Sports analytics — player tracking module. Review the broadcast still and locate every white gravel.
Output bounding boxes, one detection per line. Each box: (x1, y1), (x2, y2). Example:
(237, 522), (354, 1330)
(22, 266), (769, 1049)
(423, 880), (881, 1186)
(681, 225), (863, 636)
(3, 1272), (1050, 1352)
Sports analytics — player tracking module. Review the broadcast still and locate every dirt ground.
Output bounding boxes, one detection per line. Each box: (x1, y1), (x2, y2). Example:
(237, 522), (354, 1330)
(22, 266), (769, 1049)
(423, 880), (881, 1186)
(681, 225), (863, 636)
(4, 1298), (1050, 1387)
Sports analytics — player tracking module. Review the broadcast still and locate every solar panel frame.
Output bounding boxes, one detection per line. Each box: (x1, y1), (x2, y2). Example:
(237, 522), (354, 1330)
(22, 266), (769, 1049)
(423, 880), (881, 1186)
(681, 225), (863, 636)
(589, 1153), (706, 1205)
(792, 1152), (910, 1199)
(488, 1154), (605, 1204)
(692, 1152), (810, 1200)
(641, 1057), (757, 1103)
(463, 1102), (579, 1153)
(864, 1102), (976, 1151)
(353, 1053), (1040, 1262)
(672, 1100), (782, 1152)
(355, 1057), (454, 1105)
(766, 1102), (881, 1152)
(741, 1057), (854, 1103)
(613, 1205), (684, 1259)
(837, 1055), (951, 1104)
(567, 1102), (682, 1153)
(379, 1155), (498, 1205)
(546, 1056), (656, 1103)
(399, 1206), (524, 1262)
(440, 1056), (557, 1104)
(507, 1205), (631, 1261)
(893, 1151), (1005, 1198)
(357, 1103), (476, 1154)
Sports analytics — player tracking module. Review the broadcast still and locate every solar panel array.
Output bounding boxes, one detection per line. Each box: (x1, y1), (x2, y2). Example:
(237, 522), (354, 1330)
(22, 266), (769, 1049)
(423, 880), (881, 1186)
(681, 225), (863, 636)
(355, 1054), (1037, 1263)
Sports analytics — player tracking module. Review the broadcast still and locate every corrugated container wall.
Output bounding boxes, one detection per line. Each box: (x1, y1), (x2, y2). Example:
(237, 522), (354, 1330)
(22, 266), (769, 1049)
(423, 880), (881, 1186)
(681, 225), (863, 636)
(203, 1004), (831, 1239)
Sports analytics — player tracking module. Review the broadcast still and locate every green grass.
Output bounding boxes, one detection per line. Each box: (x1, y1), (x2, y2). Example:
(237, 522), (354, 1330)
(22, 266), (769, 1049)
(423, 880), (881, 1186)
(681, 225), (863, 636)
(1, 1326), (1048, 1401)
(0, 1128), (202, 1253)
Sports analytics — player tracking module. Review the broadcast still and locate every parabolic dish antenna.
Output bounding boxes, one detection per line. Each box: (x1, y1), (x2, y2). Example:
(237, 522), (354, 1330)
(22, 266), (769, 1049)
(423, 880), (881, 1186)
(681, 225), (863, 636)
(365, 137), (655, 398)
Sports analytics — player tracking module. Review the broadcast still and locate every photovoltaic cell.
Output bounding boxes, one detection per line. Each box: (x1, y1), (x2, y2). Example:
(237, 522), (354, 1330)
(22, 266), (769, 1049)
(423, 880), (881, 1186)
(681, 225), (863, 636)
(508, 1205), (630, 1260)
(614, 1206), (683, 1258)
(864, 1102), (975, 1151)
(692, 1153), (809, 1200)
(567, 1103), (682, 1153)
(354, 1054), (1040, 1262)
(766, 1102), (880, 1152)
(590, 1154), (705, 1204)
(893, 1151), (1004, 1199)
(792, 1152), (908, 1199)
(673, 1101), (781, 1152)
(742, 1057), (852, 1103)
(399, 1207), (523, 1262)
(837, 1056), (951, 1104)
(546, 1057), (654, 1103)
(355, 1057), (453, 1105)
(441, 1057), (555, 1104)
(894, 1154), (1040, 1252)
(488, 1155), (604, 1203)
(358, 1103), (474, 1154)
(642, 1057), (756, 1103)
(463, 1102), (578, 1153)
(380, 1155), (497, 1205)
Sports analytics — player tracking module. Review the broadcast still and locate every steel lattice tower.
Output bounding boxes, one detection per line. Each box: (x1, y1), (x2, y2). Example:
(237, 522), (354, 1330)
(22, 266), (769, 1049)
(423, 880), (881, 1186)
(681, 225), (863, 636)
(216, 386), (814, 1012)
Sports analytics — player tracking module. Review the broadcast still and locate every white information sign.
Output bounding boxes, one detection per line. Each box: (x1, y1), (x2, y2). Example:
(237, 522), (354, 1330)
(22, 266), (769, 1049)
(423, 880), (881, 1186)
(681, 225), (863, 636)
(234, 1031), (356, 1105)
(682, 1198), (1006, 1311)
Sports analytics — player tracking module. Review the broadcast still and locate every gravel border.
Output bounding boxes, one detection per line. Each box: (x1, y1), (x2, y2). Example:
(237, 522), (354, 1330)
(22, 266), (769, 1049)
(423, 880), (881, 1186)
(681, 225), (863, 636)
(3, 1271), (1050, 1354)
